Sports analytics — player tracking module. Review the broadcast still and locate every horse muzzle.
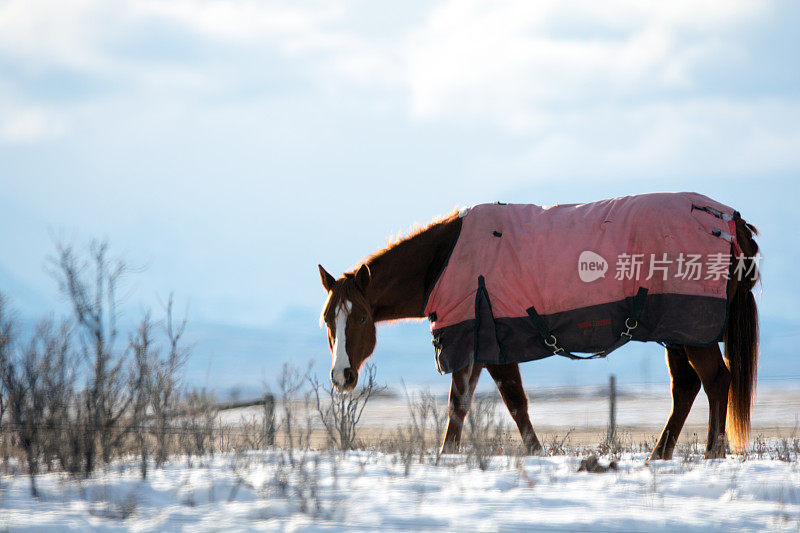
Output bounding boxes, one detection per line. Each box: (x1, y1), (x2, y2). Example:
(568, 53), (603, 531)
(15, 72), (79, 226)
(331, 367), (358, 392)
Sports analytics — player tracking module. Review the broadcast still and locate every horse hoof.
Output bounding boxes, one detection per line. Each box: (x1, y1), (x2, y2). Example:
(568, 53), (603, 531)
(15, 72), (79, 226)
(526, 445), (543, 456)
(704, 450), (726, 459)
(647, 450), (673, 461)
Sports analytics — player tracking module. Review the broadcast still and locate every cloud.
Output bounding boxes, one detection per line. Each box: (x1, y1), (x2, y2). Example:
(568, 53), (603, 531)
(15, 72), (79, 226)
(389, 0), (800, 182)
(0, 0), (797, 184)
(0, 0), (797, 329)
(501, 99), (800, 182)
(132, 0), (344, 49)
(404, 0), (766, 124)
(0, 0), (350, 98)
(0, 0), (780, 111)
(0, 0), (117, 71)
(0, 104), (64, 142)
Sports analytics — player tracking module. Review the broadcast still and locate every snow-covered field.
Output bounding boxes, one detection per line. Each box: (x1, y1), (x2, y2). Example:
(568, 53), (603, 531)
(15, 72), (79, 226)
(2, 449), (799, 532)
(3, 386), (799, 531)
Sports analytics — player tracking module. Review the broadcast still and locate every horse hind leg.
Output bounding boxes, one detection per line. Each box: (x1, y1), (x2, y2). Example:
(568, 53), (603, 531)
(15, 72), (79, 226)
(684, 343), (731, 458)
(486, 363), (541, 454)
(441, 363), (483, 453)
(649, 345), (701, 460)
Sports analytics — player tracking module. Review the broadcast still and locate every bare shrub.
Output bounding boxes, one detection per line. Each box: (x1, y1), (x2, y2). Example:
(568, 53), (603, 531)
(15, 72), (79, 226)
(463, 392), (508, 470)
(311, 363), (383, 451)
(238, 392), (277, 451)
(0, 306), (6, 468)
(292, 453), (324, 517)
(35, 321), (81, 475)
(46, 242), (190, 476)
(150, 296), (189, 467)
(0, 311), (78, 496)
(775, 425), (800, 462)
(51, 240), (132, 474)
(382, 388), (447, 474)
(404, 388), (446, 460)
(544, 428), (575, 456)
(0, 312), (43, 496)
(278, 363), (312, 463)
(255, 449), (336, 519)
(179, 389), (219, 465)
(128, 314), (155, 479)
(0, 241), (194, 482)
(382, 428), (417, 476)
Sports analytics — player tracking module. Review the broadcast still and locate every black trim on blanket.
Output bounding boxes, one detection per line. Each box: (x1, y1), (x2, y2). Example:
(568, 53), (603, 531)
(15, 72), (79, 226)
(432, 292), (728, 375)
(524, 287), (648, 360)
(472, 276), (484, 366)
(472, 276), (510, 365)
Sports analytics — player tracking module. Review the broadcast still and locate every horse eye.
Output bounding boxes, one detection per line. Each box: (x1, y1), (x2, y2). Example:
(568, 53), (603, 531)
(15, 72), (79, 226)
(359, 316), (366, 324)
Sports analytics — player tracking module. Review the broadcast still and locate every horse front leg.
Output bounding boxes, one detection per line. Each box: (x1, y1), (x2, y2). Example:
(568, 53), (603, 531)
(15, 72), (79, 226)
(441, 363), (483, 453)
(486, 363), (541, 454)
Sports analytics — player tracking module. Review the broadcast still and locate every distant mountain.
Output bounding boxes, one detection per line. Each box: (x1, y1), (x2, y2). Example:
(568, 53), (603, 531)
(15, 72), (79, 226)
(181, 307), (448, 397)
(2, 277), (797, 397)
(183, 307), (800, 398)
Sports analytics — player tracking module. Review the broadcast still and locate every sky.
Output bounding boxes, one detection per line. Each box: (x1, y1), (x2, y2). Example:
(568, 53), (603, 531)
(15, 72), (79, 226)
(1, 1), (799, 390)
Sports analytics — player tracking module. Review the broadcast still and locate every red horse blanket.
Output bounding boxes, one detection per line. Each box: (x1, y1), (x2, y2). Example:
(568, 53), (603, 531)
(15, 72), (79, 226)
(424, 192), (740, 374)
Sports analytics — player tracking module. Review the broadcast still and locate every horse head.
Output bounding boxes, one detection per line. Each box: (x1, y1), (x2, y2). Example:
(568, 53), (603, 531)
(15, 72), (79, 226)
(318, 263), (376, 392)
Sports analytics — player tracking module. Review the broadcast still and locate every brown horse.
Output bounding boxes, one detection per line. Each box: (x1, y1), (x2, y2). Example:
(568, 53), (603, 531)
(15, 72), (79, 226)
(318, 206), (759, 459)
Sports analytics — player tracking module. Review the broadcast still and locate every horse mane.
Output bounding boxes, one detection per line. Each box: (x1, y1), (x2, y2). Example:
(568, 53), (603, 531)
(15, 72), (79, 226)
(354, 208), (461, 272)
(320, 208), (461, 328)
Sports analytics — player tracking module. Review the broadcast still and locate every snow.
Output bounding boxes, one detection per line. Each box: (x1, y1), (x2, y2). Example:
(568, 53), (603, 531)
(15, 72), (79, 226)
(2, 450), (799, 531)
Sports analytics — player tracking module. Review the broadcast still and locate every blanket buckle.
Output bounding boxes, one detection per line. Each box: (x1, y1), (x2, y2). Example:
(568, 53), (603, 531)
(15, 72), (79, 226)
(621, 318), (638, 340)
(526, 287), (648, 360)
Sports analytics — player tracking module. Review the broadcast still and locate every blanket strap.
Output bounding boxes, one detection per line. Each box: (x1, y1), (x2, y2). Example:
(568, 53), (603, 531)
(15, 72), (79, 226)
(526, 287), (648, 360)
(525, 305), (579, 359)
(591, 287), (649, 358)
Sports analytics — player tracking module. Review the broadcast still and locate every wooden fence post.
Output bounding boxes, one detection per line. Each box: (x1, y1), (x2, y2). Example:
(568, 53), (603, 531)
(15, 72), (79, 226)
(608, 374), (617, 448)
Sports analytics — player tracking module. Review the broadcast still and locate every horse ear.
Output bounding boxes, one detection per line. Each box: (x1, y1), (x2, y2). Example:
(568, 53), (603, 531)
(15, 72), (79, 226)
(355, 263), (370, 292)
(318, 264), (336, 292)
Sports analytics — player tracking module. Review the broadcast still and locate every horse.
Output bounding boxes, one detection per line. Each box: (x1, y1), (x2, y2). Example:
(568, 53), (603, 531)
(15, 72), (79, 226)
(318, 194), (759, 459)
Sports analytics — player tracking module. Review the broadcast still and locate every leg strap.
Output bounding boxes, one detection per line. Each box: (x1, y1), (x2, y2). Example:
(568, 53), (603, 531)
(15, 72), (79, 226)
(525, 305), (579, 359)
(526, 287), (648, 360)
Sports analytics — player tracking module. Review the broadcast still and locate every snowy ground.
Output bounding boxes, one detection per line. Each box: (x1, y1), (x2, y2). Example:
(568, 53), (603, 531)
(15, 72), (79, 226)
(2, 449), (799, 532)
(3, 386), (798, 531)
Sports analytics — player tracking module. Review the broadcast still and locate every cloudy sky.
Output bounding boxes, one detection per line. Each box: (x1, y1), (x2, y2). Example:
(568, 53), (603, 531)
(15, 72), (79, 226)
(1, 0), (799, 334)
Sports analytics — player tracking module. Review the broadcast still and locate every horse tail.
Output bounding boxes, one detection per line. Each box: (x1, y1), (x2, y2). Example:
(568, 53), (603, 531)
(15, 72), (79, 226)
(724, 215), (760, 453)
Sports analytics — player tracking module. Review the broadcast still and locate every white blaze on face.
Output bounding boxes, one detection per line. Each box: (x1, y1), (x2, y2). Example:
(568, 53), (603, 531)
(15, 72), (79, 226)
(331, 300), (352, 389)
